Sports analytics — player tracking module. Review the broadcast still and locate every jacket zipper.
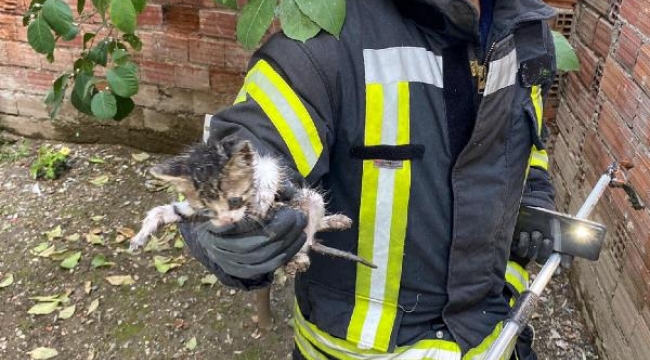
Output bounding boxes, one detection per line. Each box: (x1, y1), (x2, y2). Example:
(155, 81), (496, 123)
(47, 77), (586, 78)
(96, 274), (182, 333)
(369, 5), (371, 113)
(470, 40), (497, 94)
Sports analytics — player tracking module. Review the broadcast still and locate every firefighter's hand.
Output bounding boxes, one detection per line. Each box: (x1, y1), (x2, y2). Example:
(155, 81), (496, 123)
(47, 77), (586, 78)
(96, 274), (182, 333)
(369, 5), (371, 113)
(511, 231), (554, 266)
(187, 206), (308, 280)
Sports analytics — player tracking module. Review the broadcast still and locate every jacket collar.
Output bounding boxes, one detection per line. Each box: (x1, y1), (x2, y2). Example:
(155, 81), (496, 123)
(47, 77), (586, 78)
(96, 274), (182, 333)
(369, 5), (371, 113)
(397, 0), (556, 43)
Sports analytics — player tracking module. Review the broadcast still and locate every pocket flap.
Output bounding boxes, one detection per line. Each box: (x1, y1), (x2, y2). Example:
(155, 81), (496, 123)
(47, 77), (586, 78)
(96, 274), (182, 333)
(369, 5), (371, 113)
(350, 144), (425, 160)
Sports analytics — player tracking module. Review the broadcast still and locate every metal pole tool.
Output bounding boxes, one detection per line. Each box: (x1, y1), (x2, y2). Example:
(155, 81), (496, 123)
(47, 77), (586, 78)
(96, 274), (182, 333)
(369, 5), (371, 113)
(485, 162), (646, 360)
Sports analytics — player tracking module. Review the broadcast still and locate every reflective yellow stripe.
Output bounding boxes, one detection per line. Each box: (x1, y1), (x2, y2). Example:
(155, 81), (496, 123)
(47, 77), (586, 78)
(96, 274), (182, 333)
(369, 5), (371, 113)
(296, 304), (513, 360)
(347, 82), (411, 351)
(233, 60), (323, 177)
(505, 260), (529, 296)
(527, 85), (549, 172)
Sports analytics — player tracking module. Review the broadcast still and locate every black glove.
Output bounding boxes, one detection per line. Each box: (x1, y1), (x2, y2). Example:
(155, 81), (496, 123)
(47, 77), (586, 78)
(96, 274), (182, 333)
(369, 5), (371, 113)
(189, 206), (308, 280)
(511, 230), (554, 266)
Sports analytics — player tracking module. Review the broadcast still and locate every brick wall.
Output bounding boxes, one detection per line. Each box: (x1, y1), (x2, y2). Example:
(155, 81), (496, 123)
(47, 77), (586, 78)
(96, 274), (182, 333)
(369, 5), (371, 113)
(549, 0), (650, 358)
(0, 0), (253, 153)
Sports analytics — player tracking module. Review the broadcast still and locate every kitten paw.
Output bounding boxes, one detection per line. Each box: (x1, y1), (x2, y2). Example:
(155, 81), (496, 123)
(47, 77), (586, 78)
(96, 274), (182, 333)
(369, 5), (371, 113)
(319, 214), (353, 231)
(284, 253), (311, 276)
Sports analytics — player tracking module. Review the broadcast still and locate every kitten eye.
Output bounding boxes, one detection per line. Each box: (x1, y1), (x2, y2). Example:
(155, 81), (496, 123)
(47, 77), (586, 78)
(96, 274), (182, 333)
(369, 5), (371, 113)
(227, 197), (243, 209)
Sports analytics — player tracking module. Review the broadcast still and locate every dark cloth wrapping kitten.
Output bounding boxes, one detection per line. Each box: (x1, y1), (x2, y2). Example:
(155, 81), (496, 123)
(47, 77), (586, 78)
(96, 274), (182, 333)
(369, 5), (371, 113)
(129, 138), (375, 274)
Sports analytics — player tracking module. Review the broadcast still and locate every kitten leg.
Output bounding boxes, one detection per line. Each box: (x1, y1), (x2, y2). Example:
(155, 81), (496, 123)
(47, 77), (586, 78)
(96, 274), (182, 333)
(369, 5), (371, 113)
(129, 201), (194, 251)
(318, 214), (353, 231)
(284, 189), (324, 275)
(255, 287), (273, 332)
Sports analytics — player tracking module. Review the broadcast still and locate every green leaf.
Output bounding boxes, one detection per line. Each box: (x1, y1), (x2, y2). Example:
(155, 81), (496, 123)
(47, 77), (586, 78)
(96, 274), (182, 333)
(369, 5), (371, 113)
(42, 0), (79, 41)
(174, 237), (184, 249)
(153, 256), (181, 274)
(91, 0), (109, 20)
(44, 73), (70, 119)
(91, 91), (117, 119)
(28, 301), (60, 315)
(58, 304), (76, 319)
(91, 254), (114, 268)
(278, 0), (320, 42)
(27, 16), (56, 54)
(106, 62), (138, 97)
(88, 40), (108, 66)
(113, 95), (134, 121)
(111, 48), (130, 64)
(214, 0), (237, 9)
(77, 0), (86, 14)
(0, 273), (14, 288)
(71, 73), (94, 115)
(177, 275), (188, 287)
(132, 0), (146, 13)
(28, 347), (59, 359)
(122, 33), (142, 51)
(83, 32), (95, 50)
(552, 31), (580, 72)
(59, 251), (81, 269)
(295, 0), (345, 38)
(44, 225), (64, 241)
(110, 0), (137, 34)
(236, 0), (276, 50)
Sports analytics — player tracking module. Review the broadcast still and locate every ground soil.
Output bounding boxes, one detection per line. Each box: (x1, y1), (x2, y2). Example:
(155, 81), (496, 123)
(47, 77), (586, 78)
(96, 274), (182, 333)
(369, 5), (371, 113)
(0, 135), (599, 360)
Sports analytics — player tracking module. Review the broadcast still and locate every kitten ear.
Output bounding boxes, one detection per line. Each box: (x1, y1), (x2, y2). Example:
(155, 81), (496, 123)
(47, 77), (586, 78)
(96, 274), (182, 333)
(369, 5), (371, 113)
(225, 140), (255, 168)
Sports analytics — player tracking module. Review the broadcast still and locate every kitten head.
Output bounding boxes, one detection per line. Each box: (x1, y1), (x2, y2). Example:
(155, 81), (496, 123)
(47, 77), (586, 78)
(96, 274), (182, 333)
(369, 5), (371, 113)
(150, 139), (257, 226)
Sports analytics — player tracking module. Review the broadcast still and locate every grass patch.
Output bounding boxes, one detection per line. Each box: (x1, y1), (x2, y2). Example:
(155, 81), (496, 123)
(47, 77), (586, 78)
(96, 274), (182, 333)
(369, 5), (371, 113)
(0, 140), (30, 163)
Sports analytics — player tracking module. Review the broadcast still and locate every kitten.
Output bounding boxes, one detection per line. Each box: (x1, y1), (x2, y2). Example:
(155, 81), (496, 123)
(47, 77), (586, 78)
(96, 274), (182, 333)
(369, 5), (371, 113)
(129, 138), (375, 273)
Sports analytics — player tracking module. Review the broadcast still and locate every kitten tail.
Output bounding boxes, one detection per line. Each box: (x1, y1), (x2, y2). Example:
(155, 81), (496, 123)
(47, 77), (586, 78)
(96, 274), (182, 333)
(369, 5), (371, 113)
(309, 243), (377, 269)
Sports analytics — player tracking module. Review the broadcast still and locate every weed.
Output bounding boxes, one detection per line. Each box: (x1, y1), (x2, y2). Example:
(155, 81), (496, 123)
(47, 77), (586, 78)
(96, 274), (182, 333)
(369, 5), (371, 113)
(29, 145), (70, 180)
(0, 140), (31, 163)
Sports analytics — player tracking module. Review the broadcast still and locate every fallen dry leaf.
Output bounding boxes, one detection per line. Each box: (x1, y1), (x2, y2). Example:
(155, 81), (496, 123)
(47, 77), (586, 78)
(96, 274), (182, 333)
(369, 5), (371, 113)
(89, 175), (109, 186)
(86, 298), (99, 315)
(0, 273), (14, 288)
(117, 227), (135, 238)
(28, 301), (60, 315)
(132, 152), (151, 162)
(59, 304), (76, 319)
(105, 275), (135, 286)
(28, 347), (59, 359)
(84, 281), (92, 295)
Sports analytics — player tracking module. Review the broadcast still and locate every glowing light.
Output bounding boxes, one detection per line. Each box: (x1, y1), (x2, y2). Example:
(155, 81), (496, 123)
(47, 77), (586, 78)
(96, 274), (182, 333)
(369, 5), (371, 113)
(572, 225), (593, 240)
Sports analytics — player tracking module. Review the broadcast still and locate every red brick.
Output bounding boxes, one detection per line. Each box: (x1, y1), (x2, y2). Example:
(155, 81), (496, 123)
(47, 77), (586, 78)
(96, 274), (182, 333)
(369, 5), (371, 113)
(593, 18), (613, 58)
(40, 47), (76, 72)
(163, 5), (199, 33)
(565, 72), (597, 124)
(147, 32), (189, 62)
(597, 100), (636, 161)
(199, 9), (237, 40)
(223, 42), (253, 73)
(622, 243), (650, 306)
(615, 25), (642, 71)
(138, 4), (164, 27)
(600, 58), (640, 125)
(174, 65), (210, 90)
(576, 5), (599, 44)
(188, 38), (226, 66)
(209, 71), (244, 95)
(1, 41), (43, 68)
(575, 40), (600, 87)
(24, 69), (56, 92)
(0, 13), (17, 40)
(13, 17), (27, 42)
(585, 0), (615, 16)
(634, 45), (650, 96)
(635, 92), (650, 144)
(620, 0), (650, 37)
(583, 129), (612, 183)
(139, 60), (175, 87)
(0, 0), (25, 14)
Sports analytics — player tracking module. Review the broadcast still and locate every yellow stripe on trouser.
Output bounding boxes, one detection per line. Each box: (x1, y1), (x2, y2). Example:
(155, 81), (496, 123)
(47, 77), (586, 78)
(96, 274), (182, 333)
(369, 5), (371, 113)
(295, 304), (515, 360)
(528, 85), (548, 171)
(347, 82), (411, 352)
(233, 60), (324, 177)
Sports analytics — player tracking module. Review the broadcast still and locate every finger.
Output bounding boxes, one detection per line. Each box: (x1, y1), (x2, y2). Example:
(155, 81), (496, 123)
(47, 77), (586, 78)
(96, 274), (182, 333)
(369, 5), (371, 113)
(199, 234), (268, 254)
(516, 232), (530, 258)
(539, 237), (553, 262)
(530, 231), (543, 261)
(266, 207), (307, 240)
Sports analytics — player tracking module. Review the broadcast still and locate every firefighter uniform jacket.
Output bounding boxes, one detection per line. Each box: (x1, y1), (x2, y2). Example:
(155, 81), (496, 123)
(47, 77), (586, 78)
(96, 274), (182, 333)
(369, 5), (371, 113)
(205, 0), (557, 357)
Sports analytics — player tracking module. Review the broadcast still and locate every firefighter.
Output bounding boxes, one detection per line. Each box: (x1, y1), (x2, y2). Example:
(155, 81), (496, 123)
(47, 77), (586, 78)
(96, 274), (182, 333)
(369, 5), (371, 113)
(180, 0), (558, 358)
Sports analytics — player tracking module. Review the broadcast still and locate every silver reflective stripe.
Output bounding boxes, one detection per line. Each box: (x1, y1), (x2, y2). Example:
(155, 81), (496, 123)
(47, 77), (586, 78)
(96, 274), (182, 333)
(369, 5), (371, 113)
(364, 47), (444, 87)
(359, 82), (400, 348)
(203, 114), (211, 144)
(483, 49), (518, 96)
(248, 71), (320, 169)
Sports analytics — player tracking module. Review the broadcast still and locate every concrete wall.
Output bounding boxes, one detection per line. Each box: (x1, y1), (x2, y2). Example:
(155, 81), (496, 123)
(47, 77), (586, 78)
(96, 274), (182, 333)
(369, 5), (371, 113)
(0, 0), (253, 153)
(549, 0), (650, 358)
